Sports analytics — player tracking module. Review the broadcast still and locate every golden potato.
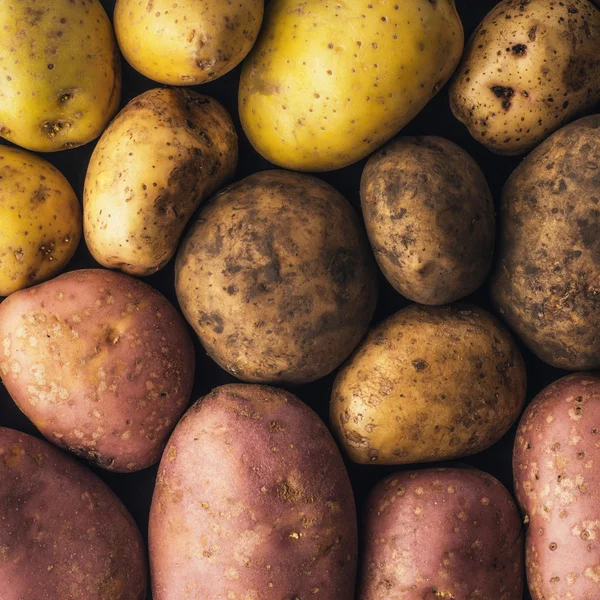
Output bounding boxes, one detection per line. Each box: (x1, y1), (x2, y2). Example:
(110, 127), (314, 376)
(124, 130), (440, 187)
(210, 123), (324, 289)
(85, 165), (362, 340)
(0, 145), (81, 296)
(450, 0), (600, 155)
(114, 0), (263, 85)
(84, 88), (237, 276)
(0, 0), (121, 152)
(239, 0), (463, 171)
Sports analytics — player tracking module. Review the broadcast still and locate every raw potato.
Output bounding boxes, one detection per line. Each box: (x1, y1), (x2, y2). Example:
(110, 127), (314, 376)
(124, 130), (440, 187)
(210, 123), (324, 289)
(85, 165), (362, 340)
(331, 304), (527, 465)
(175, 170), (378, 384)
(0, 269), (194, 472)
(239, 0), (464, 171)
(513, 373), (600, 600)
(114, 0), (264, 85)
(0, 0), (120, 152)
(0, 145), (81, 296)
(361, 136), (495, 305)
(84, 88), (238, 276)
(450, 0), (600, 155)
(490, 115), (600, 370)
(149, 384), (357, 600)
(360, 468), (524, 600)
(0, 427), (147, 600)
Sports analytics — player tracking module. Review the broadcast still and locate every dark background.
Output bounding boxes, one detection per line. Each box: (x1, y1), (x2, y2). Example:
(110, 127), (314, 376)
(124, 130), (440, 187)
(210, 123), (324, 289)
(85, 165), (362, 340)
(1, 1), (596, 598)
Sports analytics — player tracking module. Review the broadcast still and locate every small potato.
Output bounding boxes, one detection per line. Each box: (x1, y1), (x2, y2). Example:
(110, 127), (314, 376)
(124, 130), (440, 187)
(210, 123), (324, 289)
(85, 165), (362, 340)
(361, 136), (495, 305)
(360, 468), (524, 600)
(513, 373), (600, 600)
(0, 427), (147, 600)
(0, 269), (194, 472)
(149, 384), (357, 600)
(450, 0), (600, 155)
(84, 88), (237, 276)
(114, 0), (264, 85)
(331, 304), (527, 465)
(0, 146), (81, 296)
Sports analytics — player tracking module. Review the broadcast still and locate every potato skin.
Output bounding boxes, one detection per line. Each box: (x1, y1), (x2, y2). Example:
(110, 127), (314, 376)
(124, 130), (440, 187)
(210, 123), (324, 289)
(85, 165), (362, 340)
(331, 304), (527, 465)
(84, 88), (237, 276)
(114, 0), (263, 85)
(0, 269), (194, 472)
(490, 115), (600, 370)
(149, 384), (358, 600)
(361, 136), (495, 305)
(360, 468), (524, 600)
(0, 427), (147, 600)
(0, 0), (120, 152)
(0, 146), (81, 296)
(175, 170), (378, 384)
(239, 0), (463, 171)
(450, 0), (600, 155)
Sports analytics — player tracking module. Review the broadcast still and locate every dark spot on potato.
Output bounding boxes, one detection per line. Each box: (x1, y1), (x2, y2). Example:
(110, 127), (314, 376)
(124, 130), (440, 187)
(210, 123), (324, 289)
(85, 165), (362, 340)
(511, 44), (527, 56)
(528, 26), (537, 40)
(41, 120), (71, 138)
(199, 311), (224, 334)
(412, 359), (427, 371)
(490, 86), (515, 110)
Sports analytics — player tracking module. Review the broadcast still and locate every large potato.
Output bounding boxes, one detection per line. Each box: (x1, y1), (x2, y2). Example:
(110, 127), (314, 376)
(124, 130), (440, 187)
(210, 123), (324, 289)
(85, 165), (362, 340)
(149, 384), (358, 600)
(84, 88), (237, 276)
(0, 0), (120, 152)
(490, 115), (600, 370)
(239, 0), (463, 171)
(0, 269), (194, 472)
(361, 136), (495, 305)
(114, 0), (263, 85)
(175, 170), (378, 384)
(514, 373), (600, 600)
(360, 468), (524, 600)
(0, 427), (146, 599)
(0, 145), (81, 296)
(450, 0), (600, 155)
(331, 304), (527, 465)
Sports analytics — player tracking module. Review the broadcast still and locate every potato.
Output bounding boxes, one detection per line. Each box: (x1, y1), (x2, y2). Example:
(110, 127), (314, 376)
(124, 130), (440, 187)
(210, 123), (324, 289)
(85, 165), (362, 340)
(239, 0), (463, 171)
(0, 145), (81, 296)
(175, 170), (378, 384)
(84, 88), (237, 276)
(149, 384), (357, 600)
(0, 426), (147, 599)
(114, 0), (263, 85)
(359, 468), (524, 600)
(361, 136), (495, 305)
(0, 269), (194, 472)
(490, 115), (600, 370)
(513, 373), (600, 600)
(450, 0), (600, 155)
(331, 304), (527, 465)
(0, 0), (120, 152)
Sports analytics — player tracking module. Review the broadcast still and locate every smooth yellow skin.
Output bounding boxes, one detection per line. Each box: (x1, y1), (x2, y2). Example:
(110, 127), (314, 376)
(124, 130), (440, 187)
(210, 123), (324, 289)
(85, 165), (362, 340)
(114, 0), (264, 85)
(239, 0), (464, 172)
(0, 146), (81, 296)
(0, 0), (121, 152)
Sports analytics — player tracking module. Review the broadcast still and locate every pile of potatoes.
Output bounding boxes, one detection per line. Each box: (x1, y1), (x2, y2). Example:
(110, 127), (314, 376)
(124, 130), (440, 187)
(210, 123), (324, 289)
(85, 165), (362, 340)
(0, 0), (599, 599)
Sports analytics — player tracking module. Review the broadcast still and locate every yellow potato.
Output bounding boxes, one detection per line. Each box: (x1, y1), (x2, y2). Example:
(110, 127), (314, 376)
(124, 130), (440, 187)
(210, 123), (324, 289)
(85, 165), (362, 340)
(114, 0), (264, 85)
(0, 0), (121, 153)
(0, 145), (81, 296)
(239, 0), (463, 171)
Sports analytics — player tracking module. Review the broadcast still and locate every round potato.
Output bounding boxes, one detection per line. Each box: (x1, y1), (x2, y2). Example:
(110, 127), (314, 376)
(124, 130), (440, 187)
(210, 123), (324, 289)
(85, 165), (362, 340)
(361, 136), (495, 305)
(331, 304), (527, 465)
(490, 115), (600, 370)
(175, 170), (378, 384)
(149, 384), (357, 600)
(360, 468), (524, 600)
(513, 373), (600, 600)
(0, 427), (147, 600)
(84, 88), (238, 276)
(0, 0), (121, 152)
(0, 145), (81, 296)
(0, 269), (195, 472)
(450, 0), (600, 155)
(114, 0), (263, 85)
